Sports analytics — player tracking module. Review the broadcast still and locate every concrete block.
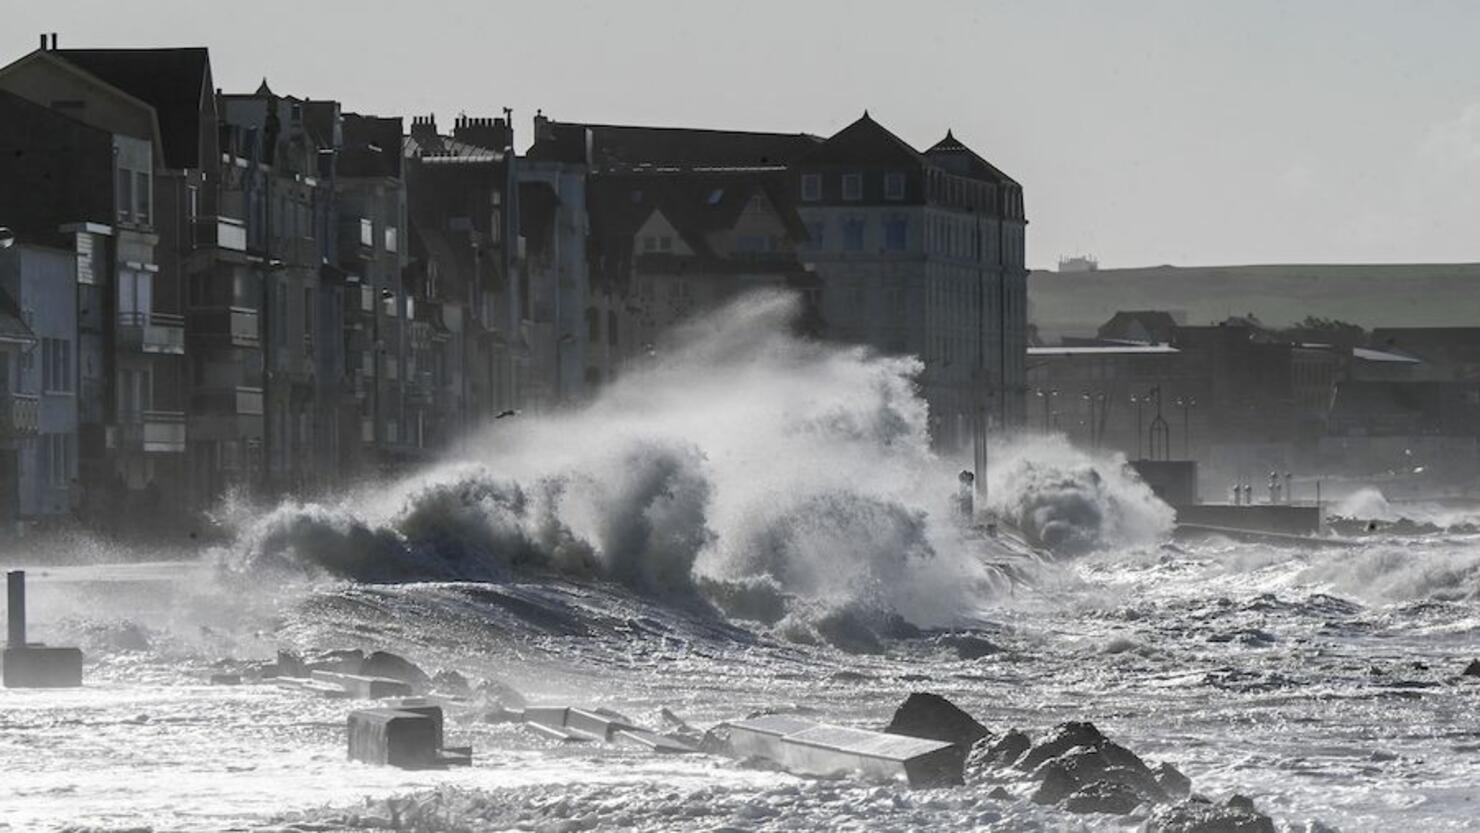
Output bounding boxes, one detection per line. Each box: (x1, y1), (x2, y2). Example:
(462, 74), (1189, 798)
(725, 715), (963, 787)
(311, 670), (413, 699)
(614, 727), (699, 754)
(347, 708), (439, 769)
(3, 646), (84, 688)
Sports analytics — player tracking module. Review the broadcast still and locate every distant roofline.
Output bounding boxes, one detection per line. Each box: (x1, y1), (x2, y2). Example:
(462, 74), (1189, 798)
(1028, 345), (1180, 355)
(1034, 261), (1480, 272)
(547, 118), (822, 141)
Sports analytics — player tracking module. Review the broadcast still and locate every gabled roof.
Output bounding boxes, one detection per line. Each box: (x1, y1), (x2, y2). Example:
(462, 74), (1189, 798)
(533, 119), (821, 170)
(924, 129), (1019, 186)
(404, 131), (504, 162)
(615, 171), (805, 259)
(794, 112), (924, 167)
(51, 48), (211, 169)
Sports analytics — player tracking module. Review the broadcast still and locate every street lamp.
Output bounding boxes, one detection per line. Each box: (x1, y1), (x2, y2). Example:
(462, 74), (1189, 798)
(1034, 387), (1059, 432)
(1174, 396), (1197, 459)
(1081, 390), (1107, 448)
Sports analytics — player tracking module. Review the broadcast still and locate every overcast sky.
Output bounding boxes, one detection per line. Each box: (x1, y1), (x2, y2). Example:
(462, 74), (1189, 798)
(8, 1), (1480, 269)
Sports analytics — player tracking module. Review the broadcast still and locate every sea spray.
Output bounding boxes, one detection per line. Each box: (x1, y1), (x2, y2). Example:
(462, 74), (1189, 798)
(219, 291), (1172, 643)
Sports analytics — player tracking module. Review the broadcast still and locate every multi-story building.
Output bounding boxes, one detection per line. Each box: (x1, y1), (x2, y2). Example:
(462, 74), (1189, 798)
(791, 114), (1029, 446)
(0, 44), (191, 528)
(404, 114), (521, 430)
(0, 284), (39, 534)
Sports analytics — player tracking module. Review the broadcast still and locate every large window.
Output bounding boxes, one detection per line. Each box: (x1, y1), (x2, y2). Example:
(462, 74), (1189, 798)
(842, 173), (863, 201)
(884, 172), (905, 200)
(41, 338), (72, 393)
(116, 169), (133, 223)
(801, 174), (821, 202)
(118, 270), (153, 321)
(843, 218), (865, 251)
(134, 171), (151, 225)
(884, 216), (908, 251)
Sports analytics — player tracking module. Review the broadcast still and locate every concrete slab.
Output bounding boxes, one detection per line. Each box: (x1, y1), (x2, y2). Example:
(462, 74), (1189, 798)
(2, 646), (84, 688)
(614, 727), (700, 754)
(725, 716), (963, 787)
(347, 708), (439, 769)
(310, 670), (414, 699)
(523, 721), (591, 743)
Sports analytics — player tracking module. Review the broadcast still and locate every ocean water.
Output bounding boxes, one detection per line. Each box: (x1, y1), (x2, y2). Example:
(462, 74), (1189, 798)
(2, 293), (1477, 831)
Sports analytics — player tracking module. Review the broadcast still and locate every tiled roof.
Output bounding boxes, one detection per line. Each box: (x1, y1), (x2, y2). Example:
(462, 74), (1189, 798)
(924, 129), (1019, 186)
(533, 120), (820, 170)
(51, 48), (211, 169)
(403, 132), (504, 162)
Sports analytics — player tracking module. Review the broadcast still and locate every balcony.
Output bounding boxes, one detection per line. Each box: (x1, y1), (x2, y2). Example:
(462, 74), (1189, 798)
(192, 386), (264, 417)
(193, 216), (248, 252)
(185, 306), (260, 348)
(116, 410), (187, 453)
(117, 312), (186, 354)
(0, 392), (40, 439)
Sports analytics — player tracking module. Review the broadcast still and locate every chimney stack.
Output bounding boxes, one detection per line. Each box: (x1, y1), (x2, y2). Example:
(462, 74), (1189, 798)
(452, 114), (511, 153)
(7, 571), (25, 647)
(50, 33), (58, 50)
(39, 33), (46, 51)
(409, 114), (439, 146)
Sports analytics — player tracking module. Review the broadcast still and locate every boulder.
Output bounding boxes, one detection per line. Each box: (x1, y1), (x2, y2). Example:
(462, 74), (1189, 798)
(361, 651), (430, 691)
(974, 728), (1032, 768)
(273, 649), (308, 679)
(1065, 780), (1145, 815)
(1462, 659), (1480, 678)
(475, 678), (527, 709)
(1156, 762), (1193, 799)
(1143, 796), (1276, 833)
(1031, 760), (1084, 805)
(884, 693), (991, 749)
(947, 634), (1004, 660)
(307, 648), (365, 675)
(1018, 721), (1107, 771)
(431, 669), (471, 696)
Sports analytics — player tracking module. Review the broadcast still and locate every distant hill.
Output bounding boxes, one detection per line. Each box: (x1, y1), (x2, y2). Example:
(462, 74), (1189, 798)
(1029, 263), (1480, 341)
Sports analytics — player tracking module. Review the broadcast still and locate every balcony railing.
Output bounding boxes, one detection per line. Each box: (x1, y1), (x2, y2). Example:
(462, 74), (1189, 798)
(0, 392), (40, 439)
(118, 311), (186, 354)
(191, 386), (264, 417)
(193, 216), (248, 252)
(189, 307), (259, 348)
(116, 410), (187, 453)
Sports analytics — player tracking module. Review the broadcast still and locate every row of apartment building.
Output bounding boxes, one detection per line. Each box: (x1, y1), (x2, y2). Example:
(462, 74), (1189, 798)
(0, 39), (1028, 535)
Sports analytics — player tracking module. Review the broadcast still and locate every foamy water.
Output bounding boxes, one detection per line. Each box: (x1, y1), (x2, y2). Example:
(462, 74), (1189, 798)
(3, 293), (1478, 831)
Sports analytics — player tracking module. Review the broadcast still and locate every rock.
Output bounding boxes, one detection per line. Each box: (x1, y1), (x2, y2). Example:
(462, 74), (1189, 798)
(1038, 743), (1166, 805)
(1018, 721), (1107, 771)
(431, 669), (471, 696)
(306, 648), (364, 675)
(975, 728), (1032, 768)
(475, 678), (527, 709)
(360, 651), (430, 691)
(208, 673), (242, 686)
(1226, 794), (1256, 814)
(1065, 780), (1145, 815)
(1462, 659), (1480, 678)
(884, 692), (991, 749)
(1156, 762), (1193, 798)
(1143, 796), (1276, 833)
(947, 634), (1003, 660)
(1031, 760), (1083, 805)
(699, 724), (734, 757)
(986, 786), (1013, 801)
(274, 649), (308, 678)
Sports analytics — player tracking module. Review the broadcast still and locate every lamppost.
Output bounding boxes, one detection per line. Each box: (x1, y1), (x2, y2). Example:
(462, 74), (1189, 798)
(1174, 396), (1197, 458)
(1130, 392), (1147, 459)
(1034, 387), (1059, 432)
(1082, 391), (1107, 448)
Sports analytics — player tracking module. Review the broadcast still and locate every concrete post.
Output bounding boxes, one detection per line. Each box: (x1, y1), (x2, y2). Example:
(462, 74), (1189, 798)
(7, 570), (23, 647)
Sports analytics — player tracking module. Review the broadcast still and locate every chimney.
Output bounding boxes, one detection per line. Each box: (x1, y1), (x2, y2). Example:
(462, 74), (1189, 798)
(533, 109), (553, 143)
(7, 570), (25, 647)
(39, 34), (46, 50)
(409, 114), (438, 145)
(50, 33), (58, 50)
(452, 114), (511, 153)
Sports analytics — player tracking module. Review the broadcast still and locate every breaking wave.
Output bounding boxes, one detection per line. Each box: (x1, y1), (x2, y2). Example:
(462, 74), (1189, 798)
(216, 291), (1172, 642)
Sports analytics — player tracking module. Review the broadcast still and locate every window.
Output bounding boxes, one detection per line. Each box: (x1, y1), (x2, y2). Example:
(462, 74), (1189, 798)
(804, 220), (825, 250)
(801, 174), (821, 202)
(885, 217), (908, 251)
(659, 235), (672, 252)
(187, 185), (199, 221)
(42, 339), (71, 392)
(118, 269), (153, 320)
(385, 226), (398, 253)
(843, 218), (865, 251)
(116, 168), (133, 222)
(842, 173), (863, 201)
(135, 171), (150, 224)
(304, 288), (314, 337)
(737, 235), (766, 253)
(359, 218), (374, 247)
(44, 433), (73, 487)
(644, 236), (658, 252)
(885, 172), (905, 200)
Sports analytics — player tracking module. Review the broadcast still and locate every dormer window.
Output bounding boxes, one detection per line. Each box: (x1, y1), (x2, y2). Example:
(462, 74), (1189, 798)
(801, 174), (821, 202)
(884, 172), (905, 200)
(842, 173), (863, 201)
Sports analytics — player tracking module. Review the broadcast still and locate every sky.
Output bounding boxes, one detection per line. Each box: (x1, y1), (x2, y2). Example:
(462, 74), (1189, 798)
(6, 0), (1480, 269)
